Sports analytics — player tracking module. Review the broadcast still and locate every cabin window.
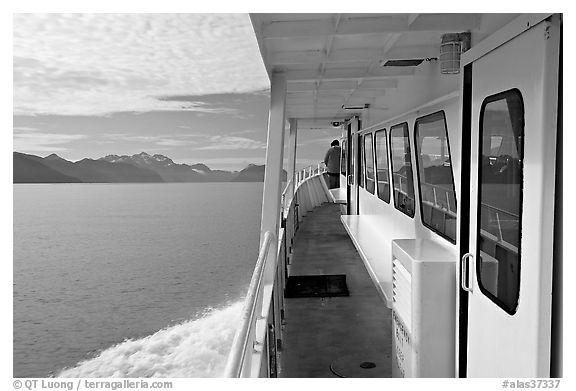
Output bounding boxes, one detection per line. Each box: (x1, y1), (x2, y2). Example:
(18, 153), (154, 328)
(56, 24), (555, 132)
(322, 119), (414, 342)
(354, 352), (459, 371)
(374, 129), (390, 203)
(476, 89), (524, 315)
(415, 111), (457, 243)
(358, 134), (364, 188)
(390, 123), (415, 217)
(341, 140), (347, 175)
(364, 133), (375, 194)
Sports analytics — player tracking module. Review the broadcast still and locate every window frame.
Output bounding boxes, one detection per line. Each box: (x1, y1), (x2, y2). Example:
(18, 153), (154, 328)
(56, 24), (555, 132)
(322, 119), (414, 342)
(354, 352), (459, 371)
(389, 122), (415, 218)
(341, 139), (347, 176)
(364, 132), (376, 195)
(475, 88), (525, 315)
(358, 133), (365, 188)
(414, 110), (457, 244)
(374, 128), (391, 203)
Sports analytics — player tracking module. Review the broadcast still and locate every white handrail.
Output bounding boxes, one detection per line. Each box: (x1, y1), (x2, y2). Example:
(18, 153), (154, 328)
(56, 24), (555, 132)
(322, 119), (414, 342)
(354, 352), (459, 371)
(224, 164), (330, 377)
(224, 230), (275, 377)
(295, 163), (326, 187)
(282, 178), (292, 197)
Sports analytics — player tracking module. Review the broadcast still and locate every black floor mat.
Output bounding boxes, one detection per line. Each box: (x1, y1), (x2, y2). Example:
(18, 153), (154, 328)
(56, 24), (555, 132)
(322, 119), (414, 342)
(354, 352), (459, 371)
(285, 274), (349, 298)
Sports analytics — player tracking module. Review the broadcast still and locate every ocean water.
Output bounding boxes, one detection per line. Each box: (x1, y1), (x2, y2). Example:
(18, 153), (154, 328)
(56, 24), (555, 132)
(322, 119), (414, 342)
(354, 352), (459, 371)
(13, 183), (263, 378)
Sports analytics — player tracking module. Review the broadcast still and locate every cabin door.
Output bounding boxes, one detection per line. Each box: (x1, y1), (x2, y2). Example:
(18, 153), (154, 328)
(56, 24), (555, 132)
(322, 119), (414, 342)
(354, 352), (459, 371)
(461, 16), (560, 377)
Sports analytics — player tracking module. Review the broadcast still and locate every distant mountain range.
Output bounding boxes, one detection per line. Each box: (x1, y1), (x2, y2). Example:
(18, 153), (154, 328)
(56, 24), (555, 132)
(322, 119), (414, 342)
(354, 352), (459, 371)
(13, 152), (287, 184)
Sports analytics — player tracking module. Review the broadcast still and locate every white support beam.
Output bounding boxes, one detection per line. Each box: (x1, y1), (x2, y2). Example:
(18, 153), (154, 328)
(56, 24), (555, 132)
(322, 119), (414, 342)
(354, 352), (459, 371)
(262, 14), (483, 39)
(408, 13), (481, 32)
(260, 73), (287, 251)
(283, 67), (414, 81)
(340, 33), (402, 110)
(262, 16), (405, 38)
(407, 14), (420, 26)
(267, 47), (386, 66)
(288, 119), (298, 200)
(328, 48), (383, 63)
(269, 50), (325, 65)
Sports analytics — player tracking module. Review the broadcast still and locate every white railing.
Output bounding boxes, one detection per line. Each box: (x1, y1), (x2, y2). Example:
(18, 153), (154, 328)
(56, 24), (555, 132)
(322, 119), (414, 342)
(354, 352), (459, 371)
(479, 203), (520, 252)
(283, 163), (327, 215)
(281, 178), (293, 217)
(295, 162), (326, 187)
(224, 230), (275, 378)
(420, 182), (457, 216)
(224, 163), (330, 377)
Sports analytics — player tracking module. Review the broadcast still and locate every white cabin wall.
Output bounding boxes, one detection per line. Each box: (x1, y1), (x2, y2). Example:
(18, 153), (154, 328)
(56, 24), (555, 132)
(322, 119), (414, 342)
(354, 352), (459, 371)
(352, 97), (460, 302)
(358, 97), (461, 252)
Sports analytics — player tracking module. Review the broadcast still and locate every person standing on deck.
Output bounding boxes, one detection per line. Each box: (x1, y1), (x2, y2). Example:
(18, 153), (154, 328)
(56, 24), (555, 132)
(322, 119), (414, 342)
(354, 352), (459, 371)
(324, 140), (341, 189)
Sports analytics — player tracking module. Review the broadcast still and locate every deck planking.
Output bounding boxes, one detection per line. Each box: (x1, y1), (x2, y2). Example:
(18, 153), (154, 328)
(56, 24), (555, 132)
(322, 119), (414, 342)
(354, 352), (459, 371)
(278, 203), (392, 378)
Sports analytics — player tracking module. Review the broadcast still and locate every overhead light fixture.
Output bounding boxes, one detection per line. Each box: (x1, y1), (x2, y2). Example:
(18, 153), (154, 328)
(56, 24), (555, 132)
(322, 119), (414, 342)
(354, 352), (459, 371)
(342, 104), (370, 110)
(440, 32), (471, 74)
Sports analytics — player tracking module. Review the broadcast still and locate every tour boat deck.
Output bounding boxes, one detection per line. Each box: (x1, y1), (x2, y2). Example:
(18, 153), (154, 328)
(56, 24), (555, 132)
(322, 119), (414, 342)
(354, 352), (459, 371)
(278, 203), (392, 378)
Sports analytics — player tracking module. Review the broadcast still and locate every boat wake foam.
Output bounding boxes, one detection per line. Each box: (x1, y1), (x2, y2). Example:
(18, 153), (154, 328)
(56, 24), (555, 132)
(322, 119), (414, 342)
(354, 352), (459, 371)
(58, 300), (244, 378)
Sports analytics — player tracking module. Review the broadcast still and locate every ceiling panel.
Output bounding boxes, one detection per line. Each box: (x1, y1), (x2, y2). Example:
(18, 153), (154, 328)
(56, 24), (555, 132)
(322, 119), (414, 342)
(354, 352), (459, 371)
(251, 13), (522, 123)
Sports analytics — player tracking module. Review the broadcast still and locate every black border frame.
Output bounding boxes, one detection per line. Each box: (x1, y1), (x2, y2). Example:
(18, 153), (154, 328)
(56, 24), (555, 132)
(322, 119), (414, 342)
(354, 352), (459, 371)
(358, 133), (365, 189)
(458, 62), (473, 377)
(475, 88), (525, 316)
(413, 110), (458, 244)
(340, 139), (347, 176)
(363, 132), (376, 195)
(374, 128), (391, 203)
(390, 122), (415, 218)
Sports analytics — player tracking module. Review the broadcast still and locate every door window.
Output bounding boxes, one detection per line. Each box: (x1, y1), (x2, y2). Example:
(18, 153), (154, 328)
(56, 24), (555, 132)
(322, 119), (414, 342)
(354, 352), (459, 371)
(476, 89), (524, 314)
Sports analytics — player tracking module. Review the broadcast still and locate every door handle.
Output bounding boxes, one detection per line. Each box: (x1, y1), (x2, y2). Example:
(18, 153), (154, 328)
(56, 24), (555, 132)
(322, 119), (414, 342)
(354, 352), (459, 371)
(461, 252), (474, 292)
(347, 175), (354, 186)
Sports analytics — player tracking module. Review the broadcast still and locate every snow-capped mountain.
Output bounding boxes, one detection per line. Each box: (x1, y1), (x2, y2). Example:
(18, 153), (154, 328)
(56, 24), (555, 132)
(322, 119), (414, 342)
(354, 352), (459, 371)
(14, 151), (285, 183)
(14, 152), (162, 183)
(99, 152), (232, 182)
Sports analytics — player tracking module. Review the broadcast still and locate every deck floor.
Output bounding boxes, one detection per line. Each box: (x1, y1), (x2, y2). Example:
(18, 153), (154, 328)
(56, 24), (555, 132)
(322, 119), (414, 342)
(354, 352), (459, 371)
(278, 203), (392, 378)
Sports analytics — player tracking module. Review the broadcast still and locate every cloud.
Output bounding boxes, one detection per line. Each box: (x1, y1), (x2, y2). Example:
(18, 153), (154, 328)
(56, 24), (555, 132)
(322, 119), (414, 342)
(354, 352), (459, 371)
(13, 126), (40, 133)
(102, 133), (199, 147)
(229, 129), (257, 136)
(195, 135), (266, 151)
(13, 14), (269, 116)
(156, 139), (197, 147)
(156, 98), (240, 115)
(13, 132), (87, 152)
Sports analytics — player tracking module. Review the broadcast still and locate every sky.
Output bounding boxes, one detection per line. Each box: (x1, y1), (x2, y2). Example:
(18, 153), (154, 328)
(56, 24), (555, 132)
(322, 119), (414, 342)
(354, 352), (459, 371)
(12, 13), (337, 171)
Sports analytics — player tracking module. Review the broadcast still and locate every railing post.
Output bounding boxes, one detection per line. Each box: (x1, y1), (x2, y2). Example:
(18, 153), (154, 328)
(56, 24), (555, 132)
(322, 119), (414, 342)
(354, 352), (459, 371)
(224, 232), (274, 377)
(260, 72), (286, 249)
(288, 119), (298, 202)
(258, 73), (286, 371)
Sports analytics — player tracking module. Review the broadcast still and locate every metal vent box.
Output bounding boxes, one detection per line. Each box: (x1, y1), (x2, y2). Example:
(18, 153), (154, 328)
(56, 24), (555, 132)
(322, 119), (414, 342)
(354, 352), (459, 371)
(391, 239), (457, 377)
